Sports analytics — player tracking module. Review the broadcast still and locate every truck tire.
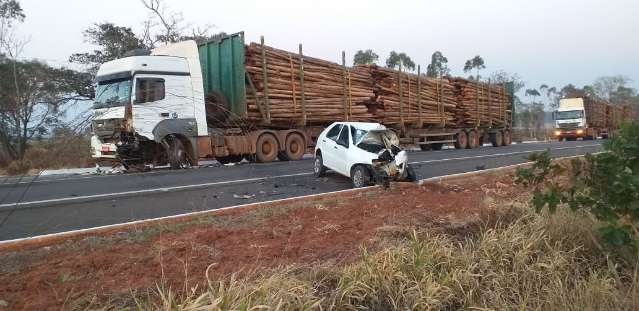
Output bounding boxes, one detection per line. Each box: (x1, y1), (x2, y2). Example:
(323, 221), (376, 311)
(503, 130), (512, 146)
(255, 133), (279, 163)
(455, 131), (468, 149)
(284, 133), (305, 161)
(314, 153), (327, 177)
(467, 130), (479, 149)
(351, 165), (371, 188)
(166, 137), (191, 169)
(490, 131), (503, 147)
(419, 144), (432, 151)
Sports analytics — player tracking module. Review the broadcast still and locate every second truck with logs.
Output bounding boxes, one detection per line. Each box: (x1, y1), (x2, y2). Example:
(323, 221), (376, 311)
(90, 32), (514, 169)
(553, 97), (638, 140)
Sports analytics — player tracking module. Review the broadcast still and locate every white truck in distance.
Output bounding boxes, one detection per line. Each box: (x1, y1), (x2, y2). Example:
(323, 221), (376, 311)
(553, 98), (607, 141)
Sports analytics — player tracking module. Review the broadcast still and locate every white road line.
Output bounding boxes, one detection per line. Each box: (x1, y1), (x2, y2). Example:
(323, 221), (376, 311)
(411, 144), (600, 164)
(0, 172), (313, 209)
(0, 152), (597, 246)
(0, 144), (601, 208)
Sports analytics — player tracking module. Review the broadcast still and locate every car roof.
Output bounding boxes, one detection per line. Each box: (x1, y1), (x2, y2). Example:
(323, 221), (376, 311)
(332, 122), (387, 131)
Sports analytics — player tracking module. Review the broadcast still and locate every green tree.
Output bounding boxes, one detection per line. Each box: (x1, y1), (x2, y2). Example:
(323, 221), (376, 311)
(425, 51), (450, 78)
(593, 75), (631, 101)
(463, 55), (485, 80)
(525, 88), (541, 104)
(386, 51), (415, 71)
(69, 23), (147, 75)
(0, 57), (92, 160)
(353, 49), (379, 66)
(516, 122), (639, 250)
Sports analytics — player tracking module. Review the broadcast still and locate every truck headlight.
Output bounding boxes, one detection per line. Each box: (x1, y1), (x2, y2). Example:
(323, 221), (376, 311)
(554, 130), (561, 136)
(576, 129), (584, 135)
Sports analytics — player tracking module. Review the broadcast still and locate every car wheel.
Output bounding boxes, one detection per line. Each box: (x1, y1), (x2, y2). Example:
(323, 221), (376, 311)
(405, 165), (417, 182)
(314, 153), (327, 177)
(351, 165), (371, 188)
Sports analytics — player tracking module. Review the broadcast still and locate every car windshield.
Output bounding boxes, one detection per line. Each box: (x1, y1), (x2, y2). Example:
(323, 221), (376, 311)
(350, 126), (368, 145)
(93, 79), (132, 109)
(556, 110), (583, 120)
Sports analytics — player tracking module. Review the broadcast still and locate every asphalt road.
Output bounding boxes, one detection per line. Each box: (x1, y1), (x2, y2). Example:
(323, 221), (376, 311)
(0, 140), (602, 241)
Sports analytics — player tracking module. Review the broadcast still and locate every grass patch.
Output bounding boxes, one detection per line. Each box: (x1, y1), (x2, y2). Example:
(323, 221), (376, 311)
(84, 203), (639, 310)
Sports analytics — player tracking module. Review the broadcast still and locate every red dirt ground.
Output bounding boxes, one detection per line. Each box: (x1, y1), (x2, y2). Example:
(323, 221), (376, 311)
(0, 171), (526, 310)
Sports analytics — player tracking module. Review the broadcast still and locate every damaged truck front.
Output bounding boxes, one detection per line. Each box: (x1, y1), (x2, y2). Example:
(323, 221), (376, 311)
(314, 122), (415, 188)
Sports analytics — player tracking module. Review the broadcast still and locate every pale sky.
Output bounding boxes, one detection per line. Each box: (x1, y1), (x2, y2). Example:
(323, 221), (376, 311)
(16, 0), (639, 95)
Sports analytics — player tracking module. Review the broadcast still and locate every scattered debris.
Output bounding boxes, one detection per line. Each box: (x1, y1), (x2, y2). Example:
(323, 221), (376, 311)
(233, 194), (255, 199)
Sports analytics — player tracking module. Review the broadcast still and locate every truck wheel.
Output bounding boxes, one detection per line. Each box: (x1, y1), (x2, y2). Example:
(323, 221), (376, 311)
(314, 153), (327, 177)
(467, 130), (479, 149)
(503, 130), (512, 146)
(490, 131), (503, 147)
(455, 131), (468, 149)
(166, 137), (191, 169)
(351, 165), (371, 188)
(284, 133), (305, 161)
(256, 133), (279, 163)
(419, 144), (432, 151)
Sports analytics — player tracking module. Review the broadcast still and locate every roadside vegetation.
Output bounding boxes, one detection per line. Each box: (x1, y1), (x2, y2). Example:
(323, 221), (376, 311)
(92, 205), (638, 310)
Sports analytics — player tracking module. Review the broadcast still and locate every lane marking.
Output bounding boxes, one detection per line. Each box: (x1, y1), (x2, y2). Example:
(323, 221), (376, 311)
(411, 144), (600, 164)
(0, 152), (598, 246)
(0, 172), (313, 209)
(0, 144), (602, 209)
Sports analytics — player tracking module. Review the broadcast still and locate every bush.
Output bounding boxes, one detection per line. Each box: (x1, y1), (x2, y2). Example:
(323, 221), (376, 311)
(516, 121), (639, 251)
(5, 159), (32, 175)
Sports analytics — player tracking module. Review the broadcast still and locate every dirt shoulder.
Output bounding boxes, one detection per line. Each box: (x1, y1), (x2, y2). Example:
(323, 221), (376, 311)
(0, 170), (526, 310)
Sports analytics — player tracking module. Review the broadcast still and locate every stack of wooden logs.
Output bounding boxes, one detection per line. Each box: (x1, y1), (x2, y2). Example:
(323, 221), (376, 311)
(582, 97), (609, 128)
(244, 43), (377, 125)
(357, 65), (458, 127)
(448, 78), (512, 128)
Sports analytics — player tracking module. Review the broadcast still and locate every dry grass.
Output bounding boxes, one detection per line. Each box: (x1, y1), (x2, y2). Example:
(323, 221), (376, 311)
(78, 204), (639, 311)
(1, 135), (94, 175)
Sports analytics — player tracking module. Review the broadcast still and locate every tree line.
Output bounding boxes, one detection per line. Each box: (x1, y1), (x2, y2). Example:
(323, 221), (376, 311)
(1, 0), (639, 166)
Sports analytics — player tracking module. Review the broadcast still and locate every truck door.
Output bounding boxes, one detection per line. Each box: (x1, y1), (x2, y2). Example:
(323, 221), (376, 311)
(132, 74), (195, 141)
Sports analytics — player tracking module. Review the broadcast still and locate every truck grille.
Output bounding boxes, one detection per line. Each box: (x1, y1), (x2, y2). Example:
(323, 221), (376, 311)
(558, 122), (580, 129)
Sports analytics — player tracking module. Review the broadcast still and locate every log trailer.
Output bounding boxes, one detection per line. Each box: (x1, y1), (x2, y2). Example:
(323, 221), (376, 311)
(90, 32), (514, 169)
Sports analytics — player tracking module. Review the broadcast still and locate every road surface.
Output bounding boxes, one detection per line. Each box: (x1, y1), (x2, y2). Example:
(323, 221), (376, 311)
(0, 140), (602, 241)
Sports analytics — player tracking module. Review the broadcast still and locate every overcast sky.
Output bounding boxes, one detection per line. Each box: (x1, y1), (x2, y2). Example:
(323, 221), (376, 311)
(16, 0), (639, 94)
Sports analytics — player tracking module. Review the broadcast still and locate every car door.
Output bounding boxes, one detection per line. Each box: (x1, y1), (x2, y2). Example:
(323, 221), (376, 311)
(332, 125), (351, 176)
(320, 124), (342, 171)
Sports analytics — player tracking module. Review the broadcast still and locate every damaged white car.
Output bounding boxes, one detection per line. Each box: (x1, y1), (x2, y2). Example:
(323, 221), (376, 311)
(314, 122), (416, 188)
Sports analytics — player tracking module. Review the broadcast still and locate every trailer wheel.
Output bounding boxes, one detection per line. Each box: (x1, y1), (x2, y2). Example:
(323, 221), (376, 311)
(503, 130), (512, 146)
(455, 131), (468, 149)
(490, 131), (504, 147)
(467, 130), (479, 149)
(166, 136), (192, 169)
(284, 133), (305, 161)
(256, 133), (279, 163)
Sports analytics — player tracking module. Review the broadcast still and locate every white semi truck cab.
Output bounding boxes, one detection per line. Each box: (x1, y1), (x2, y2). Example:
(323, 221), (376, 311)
(90, 41), (207, 169)
(553, 98), (607, 141)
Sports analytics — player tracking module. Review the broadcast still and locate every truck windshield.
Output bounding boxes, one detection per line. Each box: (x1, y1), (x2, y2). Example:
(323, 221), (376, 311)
(93, 79), (132, 109)
(556, 110), (583, 120)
